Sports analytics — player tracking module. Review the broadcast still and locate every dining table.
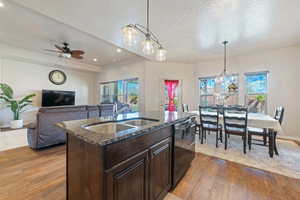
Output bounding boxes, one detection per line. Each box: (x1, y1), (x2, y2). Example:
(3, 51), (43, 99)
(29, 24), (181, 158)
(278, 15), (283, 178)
(189, 110), (283, 157)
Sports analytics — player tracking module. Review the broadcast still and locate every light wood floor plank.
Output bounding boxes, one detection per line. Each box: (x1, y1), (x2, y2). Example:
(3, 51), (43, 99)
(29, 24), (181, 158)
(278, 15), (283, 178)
(0, 146), (299, 200)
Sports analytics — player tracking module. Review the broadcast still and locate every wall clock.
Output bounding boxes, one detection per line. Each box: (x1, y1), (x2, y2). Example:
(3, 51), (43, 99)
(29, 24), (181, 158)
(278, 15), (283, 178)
(49, 70), (67, 85)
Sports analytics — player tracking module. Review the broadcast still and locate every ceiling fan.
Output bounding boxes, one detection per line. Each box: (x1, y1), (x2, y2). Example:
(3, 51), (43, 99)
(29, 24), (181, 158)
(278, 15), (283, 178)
(45, 42), (85, 59)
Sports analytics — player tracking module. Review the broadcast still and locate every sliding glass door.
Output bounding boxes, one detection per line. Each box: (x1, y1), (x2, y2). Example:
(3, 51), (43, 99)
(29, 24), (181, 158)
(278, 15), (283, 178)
(100, 81), (117, 103)
(124, 79), (139, 112)
(100, 78), (139, 112)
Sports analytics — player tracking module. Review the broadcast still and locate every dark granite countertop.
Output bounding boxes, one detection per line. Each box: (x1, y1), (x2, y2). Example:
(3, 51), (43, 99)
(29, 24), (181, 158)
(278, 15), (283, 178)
(57, 111), (196, 146)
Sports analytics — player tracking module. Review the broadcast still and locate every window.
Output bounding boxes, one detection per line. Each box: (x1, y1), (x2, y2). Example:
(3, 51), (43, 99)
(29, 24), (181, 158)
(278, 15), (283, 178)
(223, 74), (239, 106)
(245, 71), (268, 113)
(100, 81), (117, 104)
(199, 77), (216, 106)
(124, 79), (139, 112)
(199, 74), (239, 106)
(100, 78), (139, 112)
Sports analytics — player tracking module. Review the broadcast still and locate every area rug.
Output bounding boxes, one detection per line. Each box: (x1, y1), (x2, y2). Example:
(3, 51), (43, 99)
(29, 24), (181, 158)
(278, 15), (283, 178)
(195, 133), (300, 179)
(0, 130), (28, 151)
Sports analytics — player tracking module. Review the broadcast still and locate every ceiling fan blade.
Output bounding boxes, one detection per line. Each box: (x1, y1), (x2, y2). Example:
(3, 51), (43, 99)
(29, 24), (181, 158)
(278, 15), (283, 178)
(71, 50), (85, 55)
(71, 54), (84, 59)
(54, 44), (64, 51)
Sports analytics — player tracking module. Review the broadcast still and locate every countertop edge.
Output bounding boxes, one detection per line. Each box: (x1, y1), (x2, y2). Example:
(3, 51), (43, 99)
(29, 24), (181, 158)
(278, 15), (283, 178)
(57, 114), (196, 147)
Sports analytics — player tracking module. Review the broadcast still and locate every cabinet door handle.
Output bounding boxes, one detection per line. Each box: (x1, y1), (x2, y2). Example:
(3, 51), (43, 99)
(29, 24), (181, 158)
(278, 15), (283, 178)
(152, 144), (169, 158)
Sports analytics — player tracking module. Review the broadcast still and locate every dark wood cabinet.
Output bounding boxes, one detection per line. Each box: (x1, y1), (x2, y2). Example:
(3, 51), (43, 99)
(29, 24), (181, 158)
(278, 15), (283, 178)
(105, 138), (172, 200)
(67, 126), (175, 200)
(105, 150), (149, 200)
(149, 138), (172, 200)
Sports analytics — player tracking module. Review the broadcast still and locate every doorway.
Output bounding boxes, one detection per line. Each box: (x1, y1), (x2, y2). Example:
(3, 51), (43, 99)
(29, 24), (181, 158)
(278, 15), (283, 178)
(161, 79), (182, 111)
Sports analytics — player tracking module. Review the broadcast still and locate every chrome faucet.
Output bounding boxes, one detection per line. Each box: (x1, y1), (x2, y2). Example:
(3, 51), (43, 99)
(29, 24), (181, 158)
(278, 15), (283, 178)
(113, 103), (129, 119)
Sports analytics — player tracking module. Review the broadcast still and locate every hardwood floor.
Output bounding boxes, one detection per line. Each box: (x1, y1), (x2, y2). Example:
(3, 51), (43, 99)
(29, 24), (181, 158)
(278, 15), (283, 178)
(172, 154), (300, 200)
(0, 146), (65, 200)
(0, 145), (299, 200)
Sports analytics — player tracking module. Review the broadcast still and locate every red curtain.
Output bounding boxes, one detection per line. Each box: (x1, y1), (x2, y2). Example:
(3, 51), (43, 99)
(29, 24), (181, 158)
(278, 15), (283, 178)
(164, 80), (179, 111)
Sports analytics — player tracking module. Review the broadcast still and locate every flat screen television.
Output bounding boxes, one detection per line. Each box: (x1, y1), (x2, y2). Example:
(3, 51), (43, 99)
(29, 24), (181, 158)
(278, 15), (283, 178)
(42, 90), (75, 107)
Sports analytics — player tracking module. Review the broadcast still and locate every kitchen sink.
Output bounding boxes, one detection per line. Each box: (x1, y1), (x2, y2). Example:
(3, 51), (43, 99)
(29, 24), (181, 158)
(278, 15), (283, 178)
(84, 123), (136, 133)
(122, 119), (158, 127)
(116, 124), (136, 132)
(84, 118), (159, 134)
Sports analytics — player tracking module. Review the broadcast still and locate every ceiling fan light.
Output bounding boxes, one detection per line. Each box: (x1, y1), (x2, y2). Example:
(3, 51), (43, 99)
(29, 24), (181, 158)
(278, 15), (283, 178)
(122, 25), (138, 46)
(59, 53), (71, 59)
(142, 37), (154, 55)
(156, 47), (167, 61)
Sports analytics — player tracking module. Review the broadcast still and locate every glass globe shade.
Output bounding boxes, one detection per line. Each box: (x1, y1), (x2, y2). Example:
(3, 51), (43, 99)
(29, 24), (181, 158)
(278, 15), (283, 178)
(142, 38), (154, 55)
(215, 70), (227, 105)
(122, 25), (138, 46)
(156, 47), (167, 61)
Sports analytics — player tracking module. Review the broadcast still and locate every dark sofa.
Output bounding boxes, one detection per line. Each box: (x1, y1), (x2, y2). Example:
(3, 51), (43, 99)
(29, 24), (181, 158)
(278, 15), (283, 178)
(27, 104), (115, 149)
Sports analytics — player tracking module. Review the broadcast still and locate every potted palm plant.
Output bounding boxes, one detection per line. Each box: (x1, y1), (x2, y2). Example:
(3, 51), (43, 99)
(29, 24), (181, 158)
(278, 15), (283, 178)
(0, 83), (36, 128)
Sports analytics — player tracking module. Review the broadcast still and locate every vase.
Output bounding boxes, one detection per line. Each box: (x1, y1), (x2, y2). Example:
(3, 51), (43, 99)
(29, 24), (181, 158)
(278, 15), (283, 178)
(10, 119), (23, 129)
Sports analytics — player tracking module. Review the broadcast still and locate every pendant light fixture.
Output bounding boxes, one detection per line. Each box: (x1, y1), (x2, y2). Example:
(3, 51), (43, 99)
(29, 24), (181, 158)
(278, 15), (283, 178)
(215, 41), (239, 105)
(219, 41), (228, 83)
(215, 41), (229, 104)
(122, 0), (167, 61)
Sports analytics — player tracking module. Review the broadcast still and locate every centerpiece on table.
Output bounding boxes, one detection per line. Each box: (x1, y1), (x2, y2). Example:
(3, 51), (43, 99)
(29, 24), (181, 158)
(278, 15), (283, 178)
(0, 83), (35, 128)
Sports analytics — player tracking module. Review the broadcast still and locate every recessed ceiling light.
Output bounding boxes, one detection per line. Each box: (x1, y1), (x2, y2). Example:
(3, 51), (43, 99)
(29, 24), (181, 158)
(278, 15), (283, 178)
(116, 48), (122, 53)
(0, 1), (5, 8)
(93, 58), (98, 62)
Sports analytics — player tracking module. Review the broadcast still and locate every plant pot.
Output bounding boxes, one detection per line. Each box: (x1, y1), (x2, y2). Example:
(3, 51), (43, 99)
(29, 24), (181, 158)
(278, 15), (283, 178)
(10, 120), (23, 129)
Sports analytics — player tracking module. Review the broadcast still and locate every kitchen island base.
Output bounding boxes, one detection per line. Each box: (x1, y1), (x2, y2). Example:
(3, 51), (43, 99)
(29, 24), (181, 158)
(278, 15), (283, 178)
(59, 112), (196, 200)
(67, 126), (173, 200)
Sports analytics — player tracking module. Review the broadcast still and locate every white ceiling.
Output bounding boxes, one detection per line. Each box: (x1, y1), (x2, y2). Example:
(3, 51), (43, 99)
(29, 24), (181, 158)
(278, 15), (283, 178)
(6, 0), (300, 63)
(0, 0), (142, 67)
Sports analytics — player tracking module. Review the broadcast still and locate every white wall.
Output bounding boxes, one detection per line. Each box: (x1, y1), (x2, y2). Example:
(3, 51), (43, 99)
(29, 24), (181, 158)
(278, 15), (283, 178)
(144, 61), (197, 111)
(95, 45), (300, 139)
(195, 45), (300, 138)
(96, 59), (146, 111)
(0, 51), (98, 126)
(97, 59), (197, 112)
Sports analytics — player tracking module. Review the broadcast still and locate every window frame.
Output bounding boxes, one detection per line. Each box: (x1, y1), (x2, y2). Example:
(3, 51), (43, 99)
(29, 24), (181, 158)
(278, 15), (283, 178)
(199, 74), (239, 106)
(99, 77), (139, 111)
(99, 80), (118, 104)
(244, 71), (269, 113)
(199, 76), (216, 106)
(123, 78), (139, 112)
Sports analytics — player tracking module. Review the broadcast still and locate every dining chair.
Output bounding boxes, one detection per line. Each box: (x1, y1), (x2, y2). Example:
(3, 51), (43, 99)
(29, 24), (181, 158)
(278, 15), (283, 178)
(199, 106), (222, 148)
(223, 106), (248, 154)
(273, 107), (284, 155)
(248, 107), (284, 155)
(182, 104), (189, 112)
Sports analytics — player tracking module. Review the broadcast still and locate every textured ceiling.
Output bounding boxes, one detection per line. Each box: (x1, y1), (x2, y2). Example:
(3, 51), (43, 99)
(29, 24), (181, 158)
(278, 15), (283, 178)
(0, 1), (141, 67)
(8, 0), (300, 63)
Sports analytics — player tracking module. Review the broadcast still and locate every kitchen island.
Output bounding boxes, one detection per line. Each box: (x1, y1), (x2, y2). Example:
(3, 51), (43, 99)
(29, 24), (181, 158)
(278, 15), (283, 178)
(57, 111), (196, 200)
